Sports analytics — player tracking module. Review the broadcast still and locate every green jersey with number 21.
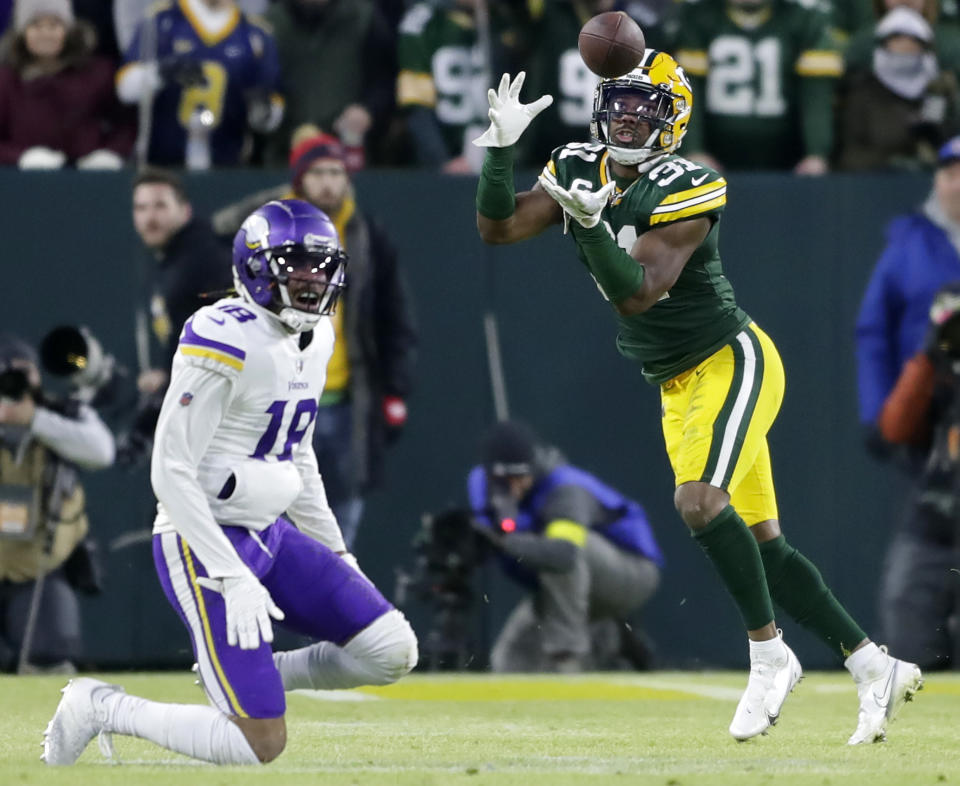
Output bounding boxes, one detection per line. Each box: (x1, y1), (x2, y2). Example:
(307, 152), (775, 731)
(542, 142), (750, 385)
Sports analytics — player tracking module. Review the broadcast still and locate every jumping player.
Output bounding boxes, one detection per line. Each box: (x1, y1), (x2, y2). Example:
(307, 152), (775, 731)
(472, 55), (922, 743)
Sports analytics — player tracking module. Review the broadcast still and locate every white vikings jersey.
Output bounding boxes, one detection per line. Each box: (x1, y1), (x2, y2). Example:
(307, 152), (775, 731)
(151, 297), (342, 579)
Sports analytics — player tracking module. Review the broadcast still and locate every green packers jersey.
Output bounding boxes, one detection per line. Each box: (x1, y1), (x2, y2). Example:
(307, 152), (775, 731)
(397, 3), (515, 160)
(674, 0), (842, 169)
(543, 143), (750, 384)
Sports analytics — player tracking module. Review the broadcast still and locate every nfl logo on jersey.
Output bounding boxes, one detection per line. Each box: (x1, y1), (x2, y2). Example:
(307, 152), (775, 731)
(179, 392), (194, 407)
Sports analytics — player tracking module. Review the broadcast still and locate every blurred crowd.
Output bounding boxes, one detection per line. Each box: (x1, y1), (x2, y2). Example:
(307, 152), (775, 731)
(2, 0), (960, 175)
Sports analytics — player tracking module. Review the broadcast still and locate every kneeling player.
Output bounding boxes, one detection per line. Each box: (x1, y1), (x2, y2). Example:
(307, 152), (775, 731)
(42, 199), (418, 766)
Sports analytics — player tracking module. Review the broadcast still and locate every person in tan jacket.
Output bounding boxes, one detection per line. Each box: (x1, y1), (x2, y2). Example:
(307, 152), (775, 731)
(0, 333), (114, 672)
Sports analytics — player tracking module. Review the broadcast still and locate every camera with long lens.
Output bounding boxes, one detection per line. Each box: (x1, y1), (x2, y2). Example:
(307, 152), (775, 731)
(39, 325), (127, 408)
(395, 509), (488, 670)
(0, 325), (126, 417)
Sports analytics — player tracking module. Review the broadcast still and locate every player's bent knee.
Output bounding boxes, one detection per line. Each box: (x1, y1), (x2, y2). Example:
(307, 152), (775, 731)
(344, 609), (419, 685)
(674, 482), (727, 530)
(235, 716), (287, 764)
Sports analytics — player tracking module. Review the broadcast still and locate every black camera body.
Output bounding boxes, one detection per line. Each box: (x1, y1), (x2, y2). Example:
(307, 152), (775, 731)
(396, 509), (490, 671)
(407, 509), (485, 610)
(0, 365), (32, 400)
(935, 312), (960, 361)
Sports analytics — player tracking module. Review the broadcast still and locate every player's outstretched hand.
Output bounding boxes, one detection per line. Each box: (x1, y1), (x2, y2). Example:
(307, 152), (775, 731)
(197, 574), (285, 650)
(473, 72), (553, 148)
(537, 176), (616, 229)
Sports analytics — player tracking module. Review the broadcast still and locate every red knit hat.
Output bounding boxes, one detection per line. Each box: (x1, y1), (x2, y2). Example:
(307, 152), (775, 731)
(289, 133), (347, 190)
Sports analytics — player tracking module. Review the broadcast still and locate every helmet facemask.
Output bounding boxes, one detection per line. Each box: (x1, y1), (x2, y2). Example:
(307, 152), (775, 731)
(248, 242), (347, 333)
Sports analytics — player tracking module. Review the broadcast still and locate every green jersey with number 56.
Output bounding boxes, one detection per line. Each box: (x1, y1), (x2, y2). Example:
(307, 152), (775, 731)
(542, 142), (750, 384)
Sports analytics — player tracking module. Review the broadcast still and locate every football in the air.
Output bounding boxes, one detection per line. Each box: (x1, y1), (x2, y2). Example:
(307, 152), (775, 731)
(578, 12), (646, 79)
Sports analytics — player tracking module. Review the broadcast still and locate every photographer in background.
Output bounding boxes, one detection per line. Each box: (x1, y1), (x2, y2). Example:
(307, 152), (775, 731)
(0, 333), (114, 673)
(874, 282), (960, 671)
(467, 420), (663, 673)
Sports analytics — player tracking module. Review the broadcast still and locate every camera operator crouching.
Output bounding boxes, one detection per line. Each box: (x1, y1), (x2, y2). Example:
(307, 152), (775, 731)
(876, 282), (960, 670)
(468, 421), (663, 673)
(0, 333), (115, 673)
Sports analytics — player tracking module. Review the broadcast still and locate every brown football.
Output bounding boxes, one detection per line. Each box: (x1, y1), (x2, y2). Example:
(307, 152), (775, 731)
(578, 12), (646, 79)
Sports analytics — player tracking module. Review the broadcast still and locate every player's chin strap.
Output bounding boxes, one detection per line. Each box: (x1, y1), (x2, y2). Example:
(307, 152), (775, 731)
(277, 307), (321, 334)
(606, 145), (668, 172)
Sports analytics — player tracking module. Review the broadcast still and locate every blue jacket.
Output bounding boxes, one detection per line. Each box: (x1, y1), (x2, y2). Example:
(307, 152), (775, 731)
(856, 211), (960, 423)
(467, 463), (664, 588)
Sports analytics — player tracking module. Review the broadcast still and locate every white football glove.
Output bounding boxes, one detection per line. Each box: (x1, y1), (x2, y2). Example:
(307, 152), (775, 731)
(472, 71), (553, 148)
(196, 574), (285, 650)
(537, 175), (617, 229)
(18, 146), (66, 170)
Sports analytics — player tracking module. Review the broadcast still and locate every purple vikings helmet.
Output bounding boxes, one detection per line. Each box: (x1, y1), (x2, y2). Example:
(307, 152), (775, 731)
(232, 199), (347, 333)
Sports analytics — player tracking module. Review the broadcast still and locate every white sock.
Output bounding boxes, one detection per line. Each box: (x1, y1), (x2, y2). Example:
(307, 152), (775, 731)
(845, 642), (885, 681)
(749, 634), (786, 661)
(103, 693), (260, 765)
(274, 609), (418, 690)
(274, 642), (372, 690)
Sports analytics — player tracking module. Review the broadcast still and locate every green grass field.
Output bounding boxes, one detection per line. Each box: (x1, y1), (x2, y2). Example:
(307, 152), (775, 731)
(2, 671), (958, 785)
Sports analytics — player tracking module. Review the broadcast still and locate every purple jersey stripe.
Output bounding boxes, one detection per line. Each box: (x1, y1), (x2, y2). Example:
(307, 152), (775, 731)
(180, 317), (246, 361)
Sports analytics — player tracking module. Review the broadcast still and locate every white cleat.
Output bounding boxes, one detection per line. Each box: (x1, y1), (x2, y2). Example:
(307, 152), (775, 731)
(729, 633), (803, 741)
(41, 677), (123, 766)
(847, 648), (923, 745)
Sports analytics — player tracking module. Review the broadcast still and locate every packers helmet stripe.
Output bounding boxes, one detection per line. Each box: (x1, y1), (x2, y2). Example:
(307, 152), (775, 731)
(636, 49), (659, 69)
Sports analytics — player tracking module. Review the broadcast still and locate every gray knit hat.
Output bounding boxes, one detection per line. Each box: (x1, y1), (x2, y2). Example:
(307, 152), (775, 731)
(14, 0), (74, 32)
